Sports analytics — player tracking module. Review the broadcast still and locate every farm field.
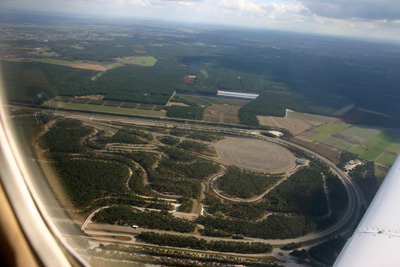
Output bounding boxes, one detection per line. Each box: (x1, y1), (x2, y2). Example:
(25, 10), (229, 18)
(204, 103), (243, 124)
(307, 124), (400, 167)
(258, 110), (344, 135)
(43, 99), (166, 117)
(115, 56), (157, 66)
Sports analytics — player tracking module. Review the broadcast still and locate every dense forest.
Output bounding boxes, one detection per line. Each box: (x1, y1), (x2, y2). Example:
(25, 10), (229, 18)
(51, 155), (129, 206)
(39, 119), (93, 153)
(216, 166), (281, 198)
(197, 214), (316, 239)
(166, 106), (205, 120)
(264, 166), (328, 216)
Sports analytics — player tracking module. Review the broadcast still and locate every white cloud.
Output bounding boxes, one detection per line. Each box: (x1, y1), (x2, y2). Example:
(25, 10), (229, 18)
(296, 0), (400, 20)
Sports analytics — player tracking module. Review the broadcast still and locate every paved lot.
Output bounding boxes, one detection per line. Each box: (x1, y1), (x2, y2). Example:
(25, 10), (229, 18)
(215, 137), (296, 173)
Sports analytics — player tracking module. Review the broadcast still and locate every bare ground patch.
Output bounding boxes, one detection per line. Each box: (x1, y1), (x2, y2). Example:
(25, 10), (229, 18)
(258, 110), (344, 136)
(288, 137), (340, 163)
(215, 137), (296, 173)
(204, 104), (243, 124)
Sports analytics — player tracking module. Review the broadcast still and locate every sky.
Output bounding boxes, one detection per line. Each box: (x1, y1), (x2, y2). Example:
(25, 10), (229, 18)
(1, 0), (400, 42)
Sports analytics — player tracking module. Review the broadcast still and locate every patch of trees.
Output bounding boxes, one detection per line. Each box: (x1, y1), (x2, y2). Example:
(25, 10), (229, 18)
(138, 232), (273, 254)
(97, 130), (147, 145)
(281, 242), (302, 251)
(160, 146), (197, 161)
(177, 196), (193, 213)
(349, 161), (378, 203)
(169, 128), (189, 137)
(338, 151), (358, 169)
(216, 166), (281, 199)
(51, 155), (129, 207)
(12, 114), (44, 142)
(84, 195), (173, 212)
(39, 119), (93, 153)
(157, 157), (220, 180)
(289, 249), (309, 263)
(166, 105), (204, 120)
(264, 166), (328, 216)
(125, 151), (158, 170)
(99, 243), (276, 266)
(197, 214), (316, 239)
(178, 140), (209, 153)
(148, 157), (218, 198)
(157, 136), (180, 146)
(308, 236), (345, 266)
(92, 206), (196, 233)
(121, 126), (153, 140)
(128, 165), (152, 196)
(187, 131), (222, 142)
(326, 173), (348, 219)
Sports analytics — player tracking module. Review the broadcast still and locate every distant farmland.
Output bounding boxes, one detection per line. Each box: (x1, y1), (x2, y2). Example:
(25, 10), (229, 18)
(306, 124), (400, 167)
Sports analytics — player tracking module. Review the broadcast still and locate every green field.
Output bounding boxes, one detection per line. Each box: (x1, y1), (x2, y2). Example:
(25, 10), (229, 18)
(309, 124), (400, 167)
(361, 148), (384, 161)
(28, 47), (58, 57)
(317, 136), (355, 151)
(339, 126), (381, 144)
(41, 59), (82, 65)
(376, 152), (398, 167)
(115, 56), (157, 66)
(71, 44), (85, 50)
(313, 123), (351, 134)
(43, 100), (166, 117)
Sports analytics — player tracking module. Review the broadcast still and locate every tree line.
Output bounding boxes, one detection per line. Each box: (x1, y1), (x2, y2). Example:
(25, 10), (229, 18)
(138, 232), (273, 254)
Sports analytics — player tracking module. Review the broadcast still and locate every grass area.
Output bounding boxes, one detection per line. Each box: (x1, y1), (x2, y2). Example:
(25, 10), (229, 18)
(28, 47), (58, 57)
(313, 123), (351, 134)
(29, 51), (58, 57)
(104, 101), (122, 107)
(54, 96), (72, 102)
(43, 99), (167, 117)
(106, 62), (124, 69)
(365, 130), (400, 151)
(350, 145), (368, 155)
(339, 126), (381, 144)
(41, 59), (81, 65)
(71, 98), (90, 104)
(138, 104), (154, 110)
(317, 136), (355, 151)
(71, 44), (85, 50)
(287, 110), (339, 123)
(309, 132), (330, 141)
(375, 164), (389, 184)
(309, 123), (400, 167)
(361, 148), (384, 161)
(376, 152), (397, 167)
(0, 58), (30, 62)
(121, 102), (138, 108)
(115, 56), (158, 66)
(88, 99), (105, 105)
